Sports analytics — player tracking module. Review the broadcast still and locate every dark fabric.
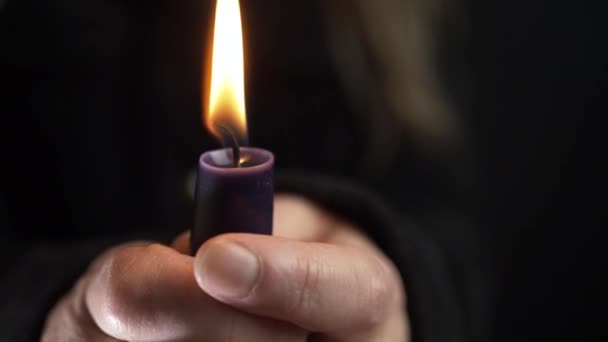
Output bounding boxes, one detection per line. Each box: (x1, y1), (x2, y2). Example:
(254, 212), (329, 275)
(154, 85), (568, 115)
(2, 0), (604, 341)
(0, 1), (476, 340)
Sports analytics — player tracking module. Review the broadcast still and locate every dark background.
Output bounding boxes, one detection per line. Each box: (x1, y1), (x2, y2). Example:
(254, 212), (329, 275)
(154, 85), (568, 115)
(1, 0), (606, 341)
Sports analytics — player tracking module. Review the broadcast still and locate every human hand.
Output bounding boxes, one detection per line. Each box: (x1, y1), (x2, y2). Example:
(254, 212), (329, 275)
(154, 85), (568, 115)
(42, 195), (409, 341)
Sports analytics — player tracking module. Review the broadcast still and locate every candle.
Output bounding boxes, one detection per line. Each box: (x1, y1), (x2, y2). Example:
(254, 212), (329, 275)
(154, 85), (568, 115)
(190, 0), (273, 255)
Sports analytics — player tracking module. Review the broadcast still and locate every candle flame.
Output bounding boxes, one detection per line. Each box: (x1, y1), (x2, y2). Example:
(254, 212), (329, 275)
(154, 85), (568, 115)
(205, 0), (247, 141)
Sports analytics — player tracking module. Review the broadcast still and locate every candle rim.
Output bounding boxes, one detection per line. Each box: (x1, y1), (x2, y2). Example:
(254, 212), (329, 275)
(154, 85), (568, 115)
(200, 147), (274, 173)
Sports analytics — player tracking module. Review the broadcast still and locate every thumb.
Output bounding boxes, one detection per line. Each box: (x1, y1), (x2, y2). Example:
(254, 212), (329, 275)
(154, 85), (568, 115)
(193, 233), (403, 339)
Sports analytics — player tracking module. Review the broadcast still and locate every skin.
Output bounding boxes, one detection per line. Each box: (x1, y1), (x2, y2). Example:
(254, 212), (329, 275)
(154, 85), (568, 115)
(42, 195), (410, 341)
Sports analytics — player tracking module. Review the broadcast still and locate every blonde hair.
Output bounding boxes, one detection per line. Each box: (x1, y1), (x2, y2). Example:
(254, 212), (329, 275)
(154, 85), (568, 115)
(324, 0), (466, 176)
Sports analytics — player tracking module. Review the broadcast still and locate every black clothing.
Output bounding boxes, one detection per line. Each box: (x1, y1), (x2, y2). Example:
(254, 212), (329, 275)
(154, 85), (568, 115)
(1, 0), (605, 341)
(0, 1), (479, 341)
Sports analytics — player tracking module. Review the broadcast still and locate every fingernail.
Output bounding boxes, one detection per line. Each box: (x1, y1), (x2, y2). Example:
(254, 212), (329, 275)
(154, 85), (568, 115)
(195, 241), (260, 300)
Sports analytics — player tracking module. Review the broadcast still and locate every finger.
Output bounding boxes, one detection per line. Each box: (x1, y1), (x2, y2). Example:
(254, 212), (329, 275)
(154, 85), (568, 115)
(273, 194), (336, 241)
(273, 195), (378, 253)
(85, 243), (307, 341)
(171, 230), (191, 254)
(42, 276), (120, 342)
(193, 234), (403, 340)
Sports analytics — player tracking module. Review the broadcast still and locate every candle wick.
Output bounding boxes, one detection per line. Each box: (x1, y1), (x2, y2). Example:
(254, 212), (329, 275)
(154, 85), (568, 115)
(231, 141), (240, 168)
(218, 124), (241, 168)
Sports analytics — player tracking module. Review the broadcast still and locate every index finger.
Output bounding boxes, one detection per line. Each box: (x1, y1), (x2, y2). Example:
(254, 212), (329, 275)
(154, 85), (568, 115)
(85, 243), (305, 341)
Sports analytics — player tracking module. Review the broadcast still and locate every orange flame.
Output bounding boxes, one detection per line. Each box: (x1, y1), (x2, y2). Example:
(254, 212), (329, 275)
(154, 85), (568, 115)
(205, 0), (247, 141)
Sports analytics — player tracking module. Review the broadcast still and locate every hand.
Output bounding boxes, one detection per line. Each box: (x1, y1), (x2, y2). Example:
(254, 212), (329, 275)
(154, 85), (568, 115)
(42, 195), (409, 341)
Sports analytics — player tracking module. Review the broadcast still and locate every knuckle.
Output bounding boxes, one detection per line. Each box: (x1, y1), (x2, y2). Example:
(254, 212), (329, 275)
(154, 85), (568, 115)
(359, 256), (400, 329)
(288, 254), (323, 318)
(91, 245), (153, 340)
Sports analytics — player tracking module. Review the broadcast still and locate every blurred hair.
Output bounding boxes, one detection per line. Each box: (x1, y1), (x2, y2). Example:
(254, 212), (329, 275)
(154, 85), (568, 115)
(323, 0), (466, 176)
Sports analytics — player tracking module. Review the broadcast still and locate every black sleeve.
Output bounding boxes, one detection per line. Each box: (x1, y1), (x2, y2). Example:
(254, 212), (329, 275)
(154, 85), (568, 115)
(277, 172), (468, 342)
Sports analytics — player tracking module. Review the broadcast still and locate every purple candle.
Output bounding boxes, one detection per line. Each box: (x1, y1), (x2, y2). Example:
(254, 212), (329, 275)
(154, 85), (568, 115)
(190, 147), (274, 254)
(190, 0), (273, 254)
